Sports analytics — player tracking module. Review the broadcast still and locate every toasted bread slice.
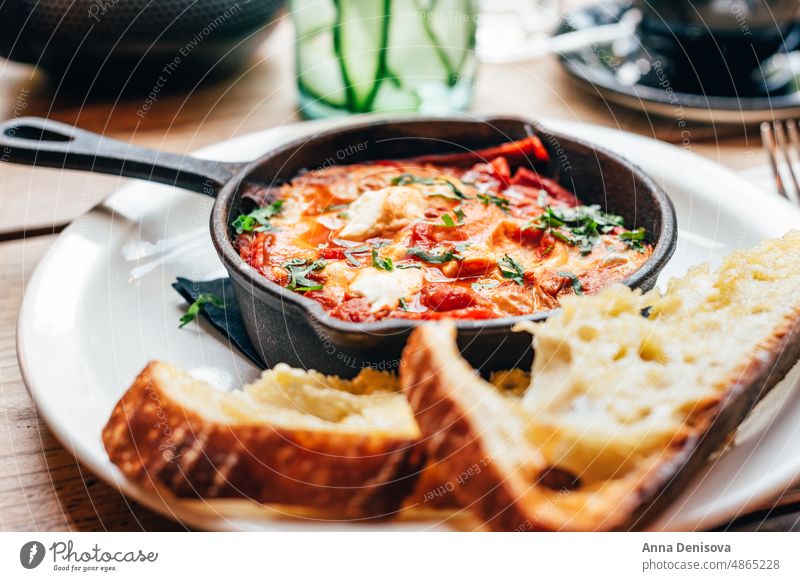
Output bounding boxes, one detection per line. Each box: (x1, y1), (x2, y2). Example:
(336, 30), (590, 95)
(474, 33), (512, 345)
(103, 362), (424, 518)
(401, 231), (800, 531)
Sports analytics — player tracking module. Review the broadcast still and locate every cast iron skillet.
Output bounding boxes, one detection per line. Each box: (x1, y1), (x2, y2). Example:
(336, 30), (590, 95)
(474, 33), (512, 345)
(0, 115), (677, 377)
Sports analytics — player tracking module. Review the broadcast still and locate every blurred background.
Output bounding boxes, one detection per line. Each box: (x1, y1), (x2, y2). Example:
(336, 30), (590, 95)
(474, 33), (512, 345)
(4, 0), (798, 237)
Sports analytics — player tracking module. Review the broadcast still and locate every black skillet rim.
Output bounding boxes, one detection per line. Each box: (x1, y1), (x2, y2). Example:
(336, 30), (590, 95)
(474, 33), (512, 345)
(209, 115), (677, 337)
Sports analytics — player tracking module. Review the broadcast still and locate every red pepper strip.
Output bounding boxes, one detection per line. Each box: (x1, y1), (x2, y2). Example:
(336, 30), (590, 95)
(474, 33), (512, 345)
(420, 283), (482, 312)
(405, 135), (550, 166)
(489, 156), (512, 188)
(510, 167), (578, 208)
(317, 247), (346, 260)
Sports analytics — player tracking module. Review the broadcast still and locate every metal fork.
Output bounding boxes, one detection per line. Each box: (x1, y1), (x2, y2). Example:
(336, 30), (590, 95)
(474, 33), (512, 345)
(760, 120), (800, 205)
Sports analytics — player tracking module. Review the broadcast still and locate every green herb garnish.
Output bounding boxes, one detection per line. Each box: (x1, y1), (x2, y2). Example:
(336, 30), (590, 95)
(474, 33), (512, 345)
(179, 293), (224, 328)
(232, 200), (284, 234)
(477, 192), (511, 212)
(528, 205), (626, 255)
(396, 263), (422, 269)
(619, 227), (647, 252)
(440, 213), (456, 227)
(372, 248), (394, 271)
(399, 297), (410, 311)
(343, 245), (370, 267)
(498, 255), (526, 286)
(392, 173), (417, 187)
(557, 271), (583, 295)
(407, 244), (468, 264)
(549, 229), (574, 245)
(391, 173), (469, 200)
(282, 258), (326, 292)
(439, 205), (466, 227)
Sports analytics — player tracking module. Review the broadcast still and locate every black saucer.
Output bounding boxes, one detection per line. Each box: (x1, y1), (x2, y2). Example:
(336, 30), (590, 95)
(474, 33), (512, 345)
(557, 1), (800, 124)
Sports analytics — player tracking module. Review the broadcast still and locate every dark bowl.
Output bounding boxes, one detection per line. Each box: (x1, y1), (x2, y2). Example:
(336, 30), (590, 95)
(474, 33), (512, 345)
(634, 0), (800, 36)
(631, 0), (800, 96)
(210, 116), (677, 377)
(0, 0), (285, 93)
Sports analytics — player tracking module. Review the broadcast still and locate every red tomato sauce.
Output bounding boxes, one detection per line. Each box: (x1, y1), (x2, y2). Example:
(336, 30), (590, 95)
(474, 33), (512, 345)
(233, 139), (652, 323)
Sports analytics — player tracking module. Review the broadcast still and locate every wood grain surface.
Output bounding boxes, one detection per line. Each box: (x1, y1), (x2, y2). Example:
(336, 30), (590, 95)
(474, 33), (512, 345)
(0, 236), (181, 531)
(0, 12), (764, 237)
(0, 7), (797, 532)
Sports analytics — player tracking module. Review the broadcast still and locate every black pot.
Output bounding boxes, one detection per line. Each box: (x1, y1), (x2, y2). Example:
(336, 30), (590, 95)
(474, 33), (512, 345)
(0, 0), (285, 93)
(0, 115), (677, 377)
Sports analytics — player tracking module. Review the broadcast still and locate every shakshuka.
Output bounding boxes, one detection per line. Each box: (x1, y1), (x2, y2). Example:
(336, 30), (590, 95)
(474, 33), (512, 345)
(233, 137), (652, 323)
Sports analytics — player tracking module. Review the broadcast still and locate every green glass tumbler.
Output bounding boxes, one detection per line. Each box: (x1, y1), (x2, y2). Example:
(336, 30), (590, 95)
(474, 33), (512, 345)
(290, 0), (478, 119)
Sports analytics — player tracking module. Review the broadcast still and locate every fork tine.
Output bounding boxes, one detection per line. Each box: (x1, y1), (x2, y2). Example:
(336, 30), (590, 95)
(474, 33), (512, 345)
(761, 121), (789, 199)
(783, 119), (800, 205)
(772, 120), (800, 203)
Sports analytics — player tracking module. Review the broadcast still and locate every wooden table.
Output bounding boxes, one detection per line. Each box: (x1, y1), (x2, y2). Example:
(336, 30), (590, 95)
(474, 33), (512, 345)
(0, 12), (796, 532)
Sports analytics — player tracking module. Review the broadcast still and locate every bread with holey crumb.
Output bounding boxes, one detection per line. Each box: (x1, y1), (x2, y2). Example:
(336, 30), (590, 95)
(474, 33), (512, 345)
(401, 231), (800, 531)
(103, 362), (424, 518)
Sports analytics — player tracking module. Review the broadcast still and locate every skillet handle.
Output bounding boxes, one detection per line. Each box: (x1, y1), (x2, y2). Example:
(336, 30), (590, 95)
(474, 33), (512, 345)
(0, 117), (244, 196)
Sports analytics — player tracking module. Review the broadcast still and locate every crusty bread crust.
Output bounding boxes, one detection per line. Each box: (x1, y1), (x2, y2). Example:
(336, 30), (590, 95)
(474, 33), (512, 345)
(105, 230), (800, 528)
(401, 312), (800, 531)
(632, 307), (800, 529)
(103, 362), (425, 518)
(401, 326), (540, 530)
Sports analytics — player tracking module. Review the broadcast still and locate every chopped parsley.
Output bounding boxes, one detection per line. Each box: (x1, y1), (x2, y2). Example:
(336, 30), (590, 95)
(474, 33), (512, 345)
(232, 200), (284, 234)
(391, 173), (418, 186)
(440, 213), (456, 227)
(439, 206), (465, 227)
(372, 248), (394, 271)
(498, 255), (526, 286)
(477, 192), (511, 212)
(407, 243), (469, 264)
(343, 244), (370, 267)
(619, 227), (647, 252)
(179, 293), (224, 328)
(557, 271), (583, 295)
(528, 204), (626, 255)
(392, 173), (419, 187)
(391, 173), (469, 200)
(282, 258), (326, 292)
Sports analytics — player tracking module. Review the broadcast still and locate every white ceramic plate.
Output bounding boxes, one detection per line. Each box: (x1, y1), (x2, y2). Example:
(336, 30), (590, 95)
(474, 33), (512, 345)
(17, 117), (800, 531)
